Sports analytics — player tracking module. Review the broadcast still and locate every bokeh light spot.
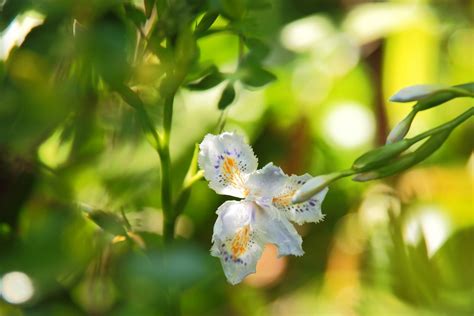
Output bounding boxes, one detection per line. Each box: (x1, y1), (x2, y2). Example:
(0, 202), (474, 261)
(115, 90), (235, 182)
(0, 271), (34, 304)
(323, 102), (375, 148)
(280, 15), (334, 53)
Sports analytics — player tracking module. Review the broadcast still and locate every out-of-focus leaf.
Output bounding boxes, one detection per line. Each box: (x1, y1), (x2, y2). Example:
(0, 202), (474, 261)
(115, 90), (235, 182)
(244, 37), (270, 62)
(432, 227), (474, 290)
(79, 12), (134, 87)
(123, 242), (213, 294)
(211, 0), (245, 20)
(148, 43), (174, 67)
(195, 12), (219, 36)
(218, 83), (236, 109)
(124, 3), (147, 28)
(185, 68), (224, 90)
(246, 0), (272, 10)
(144, 0), (155, 18)
(175, 27), (199, 71)
(240, 64), (276, 87)
(87, 210), (127, 236)
(185, 63), (218, 84)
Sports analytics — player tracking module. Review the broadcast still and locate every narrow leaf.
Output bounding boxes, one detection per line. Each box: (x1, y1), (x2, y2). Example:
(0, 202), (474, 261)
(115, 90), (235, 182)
(186, 69), (224, 90)
(144, 0), (155, 18)
(87, 210), (128, 236)
(218, 83), (236, 110)
(245, 37), (270, 62)
(195, 12), (219, 35)
(241, 65), (276, 87)
(124, 4), (147, 28)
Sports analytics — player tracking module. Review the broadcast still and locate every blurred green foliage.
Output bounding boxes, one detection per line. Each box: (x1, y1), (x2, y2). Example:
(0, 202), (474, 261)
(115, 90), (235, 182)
(0, 0), (473, 315)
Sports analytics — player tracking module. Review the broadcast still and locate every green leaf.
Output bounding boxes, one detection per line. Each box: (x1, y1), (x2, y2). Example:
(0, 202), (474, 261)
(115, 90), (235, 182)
(186, 68), (224, 90)
(432, 227), (474, 291)
(240, 65), (276, 87)
(195, 12), (219, 36)
(87, 210), (127, 236)
(245, 37), (270, 62)
(218, 83), (236, 110)
(246, 0), (272, 10)
(212, 0), (245, 20)
(124, 3), (147, 28)
(175, 27), (199, 70)
(144, 0), (155, 18)
(186, 64), (218, 83)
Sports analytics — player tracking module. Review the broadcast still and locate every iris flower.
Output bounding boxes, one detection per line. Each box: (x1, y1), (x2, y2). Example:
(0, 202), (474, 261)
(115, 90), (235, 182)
(198, 132), (328, 284)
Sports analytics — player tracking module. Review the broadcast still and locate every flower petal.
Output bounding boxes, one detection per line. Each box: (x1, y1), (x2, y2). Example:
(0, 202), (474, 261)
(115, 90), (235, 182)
(248, 163), (328, 225)
(211, 201), (264, 285)
(245, 163), (287, 198)
(257, 206), (304, 257)
(273, 174), (328, 225)
(199, 132), (258, 198)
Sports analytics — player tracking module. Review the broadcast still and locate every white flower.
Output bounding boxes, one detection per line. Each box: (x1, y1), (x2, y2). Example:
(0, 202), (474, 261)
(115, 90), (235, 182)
(198, 132), (328, 284)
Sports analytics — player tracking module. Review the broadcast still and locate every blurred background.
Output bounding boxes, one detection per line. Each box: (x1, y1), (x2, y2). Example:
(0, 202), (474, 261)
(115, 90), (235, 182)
(0, 0), (473, 315)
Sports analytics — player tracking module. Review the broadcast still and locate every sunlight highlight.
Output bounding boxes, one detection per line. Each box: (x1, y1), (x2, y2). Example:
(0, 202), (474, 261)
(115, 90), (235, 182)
(0, 11), (44, 60)
(280, 15), (333, 53)
(404, 205), (450, 257)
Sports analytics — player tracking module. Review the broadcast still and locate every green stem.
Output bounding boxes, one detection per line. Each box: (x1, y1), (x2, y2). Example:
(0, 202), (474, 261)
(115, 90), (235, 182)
(409, 107), (473, 143)
(160, 93), (175, 243)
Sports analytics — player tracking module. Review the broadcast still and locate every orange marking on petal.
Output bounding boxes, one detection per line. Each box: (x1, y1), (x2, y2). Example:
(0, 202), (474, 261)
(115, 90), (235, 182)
(221, 156), (247, 193)
(272, 191), (296, 206)
(231, 225), (250, 259)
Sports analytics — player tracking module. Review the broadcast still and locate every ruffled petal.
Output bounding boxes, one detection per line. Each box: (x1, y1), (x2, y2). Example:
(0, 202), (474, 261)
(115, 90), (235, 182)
(248, 163), (328, 225)
(211, 201), (264, 285)
(199, 132), (258, 198)
(272, 174), (328, 225)
(257, 206), (304, 257)
(245, 163), (288, 198)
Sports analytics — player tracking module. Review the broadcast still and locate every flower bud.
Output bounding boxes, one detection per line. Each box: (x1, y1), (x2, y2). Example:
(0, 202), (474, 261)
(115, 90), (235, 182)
(354, 130), (451, 182)
(389, 84), (447, 102)
(386, 110), (416, 144)
(292, 173), (338, 204)
(353, 139), (412, 171)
